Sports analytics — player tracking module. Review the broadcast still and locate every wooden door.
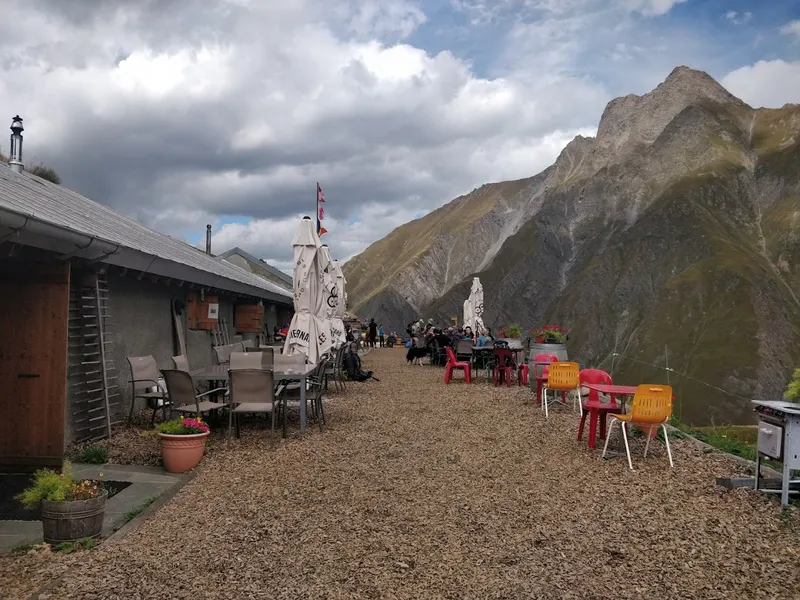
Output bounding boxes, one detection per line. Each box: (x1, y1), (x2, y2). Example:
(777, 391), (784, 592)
(0, 260), (70, 471)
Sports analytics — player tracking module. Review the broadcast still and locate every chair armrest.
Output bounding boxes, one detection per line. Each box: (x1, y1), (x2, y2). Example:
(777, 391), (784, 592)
(130, 378), (161, 386)
(197, 387), (227, 398)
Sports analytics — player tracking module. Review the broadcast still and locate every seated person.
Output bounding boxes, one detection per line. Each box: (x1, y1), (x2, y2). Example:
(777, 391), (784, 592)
(425, 329), (451, 365)
(463, 326), (474, 341)
(387, 332), (397, 347)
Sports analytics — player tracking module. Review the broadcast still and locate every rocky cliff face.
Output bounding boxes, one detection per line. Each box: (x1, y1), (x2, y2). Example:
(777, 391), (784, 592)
(343, 66), (800, 425)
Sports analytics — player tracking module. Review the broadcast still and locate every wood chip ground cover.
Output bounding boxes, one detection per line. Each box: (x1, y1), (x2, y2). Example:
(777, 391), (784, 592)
(3, 349), (799, 599)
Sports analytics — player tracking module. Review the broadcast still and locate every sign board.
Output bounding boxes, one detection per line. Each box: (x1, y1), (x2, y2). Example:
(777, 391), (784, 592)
(207, 303), (219, 319)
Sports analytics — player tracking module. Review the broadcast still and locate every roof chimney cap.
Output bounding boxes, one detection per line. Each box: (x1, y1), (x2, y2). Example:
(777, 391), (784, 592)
(10, 115), (23, 134)
(9, 115), (24, 174)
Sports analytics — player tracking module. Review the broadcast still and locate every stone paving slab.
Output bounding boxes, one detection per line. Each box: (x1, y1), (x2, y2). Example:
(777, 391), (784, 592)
(0, 462), (182, 552)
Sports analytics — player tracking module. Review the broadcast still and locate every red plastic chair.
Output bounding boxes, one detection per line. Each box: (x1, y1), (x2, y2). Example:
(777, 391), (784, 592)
(444, 346), (471, 384)
(576, 369), (617, 449)
(531, 353), (558, 405)
(492, 348), (515, 387)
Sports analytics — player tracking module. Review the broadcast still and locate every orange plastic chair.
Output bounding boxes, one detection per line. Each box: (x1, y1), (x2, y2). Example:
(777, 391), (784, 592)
(541, 362), (581, 418)
(602, 384), (674, 470)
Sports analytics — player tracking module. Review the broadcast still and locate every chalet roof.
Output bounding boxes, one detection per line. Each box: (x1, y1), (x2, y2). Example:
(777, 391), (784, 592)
(216, 247), (292, 288)
(0, 164), (292, 303)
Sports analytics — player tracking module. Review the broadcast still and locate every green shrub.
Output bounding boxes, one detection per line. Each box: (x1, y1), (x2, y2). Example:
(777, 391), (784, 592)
(784, 367), (800, 402)
(16, 461), (103, 508)
(73, 446), (108, 464)
(499, 324), (522, 338)
(28, 164), (61, 184)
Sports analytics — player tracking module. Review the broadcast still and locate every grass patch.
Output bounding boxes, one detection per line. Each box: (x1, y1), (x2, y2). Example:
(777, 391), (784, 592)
(669, 417), (757, 461)
(122, 495), (160, 525)
(70, 446), (109, 464)
(53, 537), (97, 554)
(11, 542), (35, 553)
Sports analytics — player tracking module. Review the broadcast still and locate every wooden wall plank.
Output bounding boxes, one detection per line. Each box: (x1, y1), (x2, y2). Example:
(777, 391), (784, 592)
(0, 260), (70, 471)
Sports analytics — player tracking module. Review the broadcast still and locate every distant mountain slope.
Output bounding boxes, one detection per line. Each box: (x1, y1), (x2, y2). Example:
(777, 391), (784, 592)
(343, 175), (543, 327)
(343, 67), (800, 424)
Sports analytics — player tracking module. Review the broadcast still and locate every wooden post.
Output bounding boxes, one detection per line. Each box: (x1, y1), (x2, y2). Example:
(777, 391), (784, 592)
(95, 278), (112, 439)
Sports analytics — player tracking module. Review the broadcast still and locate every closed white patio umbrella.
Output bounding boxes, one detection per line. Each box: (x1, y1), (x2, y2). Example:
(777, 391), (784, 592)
(283, 217), (325, 364)
(331, 258), (347, 346)
(470, 277), (486, 335)
(318, 244), (337, 353)
(463, 298), (473, 330)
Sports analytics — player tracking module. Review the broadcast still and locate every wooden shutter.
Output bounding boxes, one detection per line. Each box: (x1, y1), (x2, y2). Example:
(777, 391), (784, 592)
(187, 291), (219, 330)
(235, 304), (265, 333)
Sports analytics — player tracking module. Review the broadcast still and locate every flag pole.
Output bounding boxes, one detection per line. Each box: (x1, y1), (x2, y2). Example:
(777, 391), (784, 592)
(315, 181), (319, 236)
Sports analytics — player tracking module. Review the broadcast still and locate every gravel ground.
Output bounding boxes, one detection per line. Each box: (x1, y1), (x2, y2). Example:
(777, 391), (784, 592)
(6, 348), (800, 599)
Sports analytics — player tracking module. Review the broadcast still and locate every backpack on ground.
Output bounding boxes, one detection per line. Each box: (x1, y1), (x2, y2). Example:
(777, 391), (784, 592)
(344, 351), (379, 382)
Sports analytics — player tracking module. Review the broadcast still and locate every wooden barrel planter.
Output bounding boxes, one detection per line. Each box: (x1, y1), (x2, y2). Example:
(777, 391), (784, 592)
(41, 490), (107, 544)
(528, 343), (568, 392)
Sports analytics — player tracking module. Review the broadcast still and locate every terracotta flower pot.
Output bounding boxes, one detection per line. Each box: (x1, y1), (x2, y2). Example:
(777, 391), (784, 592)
(159, 431), (210, 473)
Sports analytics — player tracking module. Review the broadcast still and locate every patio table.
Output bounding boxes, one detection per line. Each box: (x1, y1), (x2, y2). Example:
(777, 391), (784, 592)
(470, 346), (494, 380)
(471, 346), (525, 383)
(191, 364), (318, 435)
(581, 383), (637, 452)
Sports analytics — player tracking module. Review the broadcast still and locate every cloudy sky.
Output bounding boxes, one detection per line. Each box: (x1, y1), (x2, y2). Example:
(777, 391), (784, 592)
(1, 0), (799, 272)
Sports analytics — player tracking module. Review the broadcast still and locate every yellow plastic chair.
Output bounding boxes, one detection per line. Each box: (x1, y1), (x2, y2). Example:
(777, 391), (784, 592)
(602, 384), (674, 470)
(541, 362), (581, 419)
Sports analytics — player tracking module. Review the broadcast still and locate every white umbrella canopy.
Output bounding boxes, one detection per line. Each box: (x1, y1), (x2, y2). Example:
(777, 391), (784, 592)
(283, 217), (325, 364)
(463, 298), (473, 330)
(317, 245), (338, 352)
(470, 277), (486, 335)
(331, 259), (347, 345)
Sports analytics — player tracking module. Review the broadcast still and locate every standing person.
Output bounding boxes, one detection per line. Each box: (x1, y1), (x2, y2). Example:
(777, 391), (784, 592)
(368, 318), (378, 348)
(379, 324), (385, 347)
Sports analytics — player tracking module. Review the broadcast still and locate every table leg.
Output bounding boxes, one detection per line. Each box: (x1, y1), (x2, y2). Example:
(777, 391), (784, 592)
(299, 375), (307, 435)
(588, 410), (599, 449)
(599, 413), (608, 440)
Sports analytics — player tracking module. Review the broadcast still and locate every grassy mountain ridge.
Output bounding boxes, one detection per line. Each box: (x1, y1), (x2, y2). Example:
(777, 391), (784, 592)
(344, 67), (800, 424)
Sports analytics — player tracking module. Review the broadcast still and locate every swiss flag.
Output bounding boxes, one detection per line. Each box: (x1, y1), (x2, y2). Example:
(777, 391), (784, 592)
(317, 183), (325, 203)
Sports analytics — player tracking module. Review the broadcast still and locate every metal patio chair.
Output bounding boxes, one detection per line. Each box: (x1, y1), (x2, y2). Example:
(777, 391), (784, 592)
(227, 368), (276, 439)
(127, 355), (168, 426)
(161, 369), (227, 417)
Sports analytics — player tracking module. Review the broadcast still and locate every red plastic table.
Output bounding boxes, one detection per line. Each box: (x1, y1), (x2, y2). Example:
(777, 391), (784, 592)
(578, 384), (637, 449)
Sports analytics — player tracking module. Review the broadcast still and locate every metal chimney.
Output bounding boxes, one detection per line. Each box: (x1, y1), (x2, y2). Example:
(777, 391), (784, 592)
(9, 116), (23, 174)
(205, 224), (212, 255)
